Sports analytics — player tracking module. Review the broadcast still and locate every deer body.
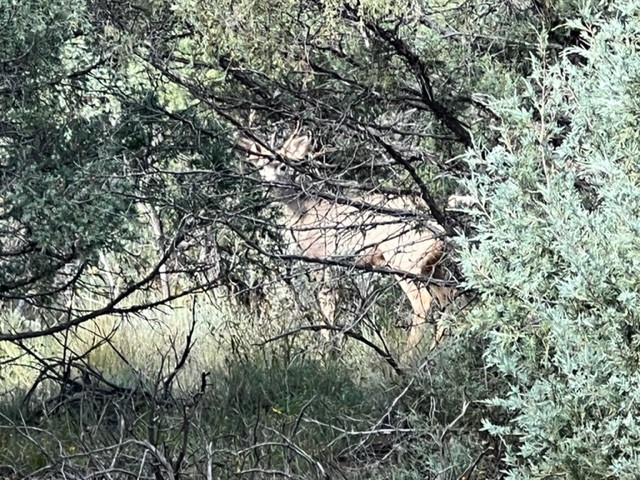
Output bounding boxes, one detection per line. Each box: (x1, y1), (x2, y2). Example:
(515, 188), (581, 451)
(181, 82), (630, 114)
(239, 133), (450, 350)
(286, 194), (442, 265)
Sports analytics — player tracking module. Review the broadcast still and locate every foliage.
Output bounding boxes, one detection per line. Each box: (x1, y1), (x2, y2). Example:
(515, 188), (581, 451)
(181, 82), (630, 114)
(378, 334), (506, 479)
(459, 1), (640, 477)
(0, 0), (245, 322)
(1, 0), (589, 319)
(4, 0), (640, 478)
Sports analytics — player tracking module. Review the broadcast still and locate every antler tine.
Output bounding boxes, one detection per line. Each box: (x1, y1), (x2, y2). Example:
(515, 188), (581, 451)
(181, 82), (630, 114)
(236, 109), (271, 158)
(281, 121), (302, 151)
(237, 110), (275, 156)
(310, 145), (335, 159)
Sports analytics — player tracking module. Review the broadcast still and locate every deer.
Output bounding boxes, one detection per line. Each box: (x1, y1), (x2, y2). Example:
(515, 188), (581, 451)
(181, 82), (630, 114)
(238, 129), (452, 352)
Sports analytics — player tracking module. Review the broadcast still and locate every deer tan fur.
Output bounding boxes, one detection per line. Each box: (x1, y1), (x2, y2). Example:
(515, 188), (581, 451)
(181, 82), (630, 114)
(239, 131), (450, 351)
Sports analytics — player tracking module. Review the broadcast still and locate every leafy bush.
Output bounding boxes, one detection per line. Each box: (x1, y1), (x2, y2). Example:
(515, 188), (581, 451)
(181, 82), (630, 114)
(459, 3), (640, 477)
(380, 334), (506, 479)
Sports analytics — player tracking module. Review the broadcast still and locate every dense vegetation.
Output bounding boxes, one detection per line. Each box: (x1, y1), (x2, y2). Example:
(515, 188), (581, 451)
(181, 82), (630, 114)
(2, 0), (639, 478)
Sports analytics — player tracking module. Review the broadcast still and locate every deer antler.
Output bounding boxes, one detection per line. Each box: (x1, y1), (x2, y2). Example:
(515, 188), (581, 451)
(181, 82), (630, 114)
(310, 145), (337, 160)
(281, 121), (302, 152)
(248, 109), (256, 128)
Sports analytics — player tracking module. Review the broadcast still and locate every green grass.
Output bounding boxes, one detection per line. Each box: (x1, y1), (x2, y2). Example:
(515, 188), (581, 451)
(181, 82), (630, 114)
(0, 277), (492, 479)
(0, 348), (395, 478)
(0, 287), (407, 478)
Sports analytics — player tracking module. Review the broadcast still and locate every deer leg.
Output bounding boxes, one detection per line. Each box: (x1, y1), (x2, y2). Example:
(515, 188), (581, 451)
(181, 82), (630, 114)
(314, 268), (337, 341)
(424, 263), (455, 347)
(397, 279), (444, 353)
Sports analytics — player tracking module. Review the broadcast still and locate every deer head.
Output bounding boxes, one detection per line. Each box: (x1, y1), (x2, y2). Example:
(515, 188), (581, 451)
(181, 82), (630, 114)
(238, 130), (312, 186)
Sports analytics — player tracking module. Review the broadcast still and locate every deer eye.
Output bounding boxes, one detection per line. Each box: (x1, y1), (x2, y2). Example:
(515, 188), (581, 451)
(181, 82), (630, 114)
(278, 164), (288, 173)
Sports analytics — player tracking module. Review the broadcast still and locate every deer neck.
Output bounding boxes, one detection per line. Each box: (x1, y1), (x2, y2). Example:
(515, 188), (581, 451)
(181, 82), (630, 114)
(280, 192), (315, 220)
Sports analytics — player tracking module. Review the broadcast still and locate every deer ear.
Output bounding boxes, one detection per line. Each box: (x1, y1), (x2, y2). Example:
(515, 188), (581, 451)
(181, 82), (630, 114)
(282, 135), (311, 160)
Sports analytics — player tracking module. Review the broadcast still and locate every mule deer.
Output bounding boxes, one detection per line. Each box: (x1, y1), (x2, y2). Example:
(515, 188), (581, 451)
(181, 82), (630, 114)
(238, 130), (451, 351)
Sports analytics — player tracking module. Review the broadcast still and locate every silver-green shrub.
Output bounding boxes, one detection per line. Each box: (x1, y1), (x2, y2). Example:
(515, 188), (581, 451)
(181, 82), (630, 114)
(460, 2), (640, 478)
